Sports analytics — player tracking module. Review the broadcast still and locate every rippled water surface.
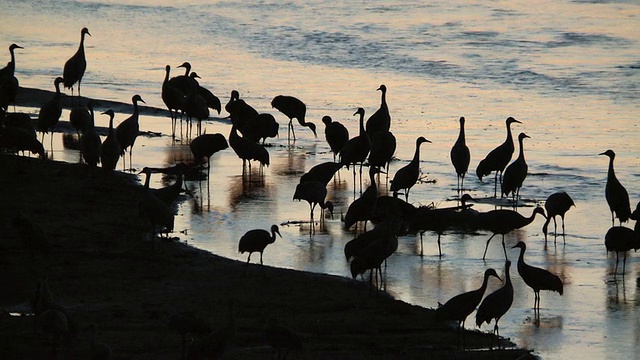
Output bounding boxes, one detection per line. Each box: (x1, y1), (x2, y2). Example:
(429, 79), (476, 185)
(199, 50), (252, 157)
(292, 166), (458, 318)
(2, 0), (640, 358)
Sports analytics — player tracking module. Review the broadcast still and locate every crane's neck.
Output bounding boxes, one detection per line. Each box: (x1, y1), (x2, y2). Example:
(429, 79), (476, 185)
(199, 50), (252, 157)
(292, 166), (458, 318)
(54, 80), (62, 96)
(607, 156), (616, 179)
(108, 116), (115, 135)
(358, 112), (366, 137)
(163, 67), (170, 85)
(456, 121), (466, 146)
(8, 48), (16, 75)
(183, 64), (190, 76)
(79, 32), (86, 54)
(505, 122), (514, 147)
(412, 140), (422, 163)
(132, 99), (141, 118)
(380, 89), (387, 109)
(479, 272), (491, 294)
(517, 136), (526, 160)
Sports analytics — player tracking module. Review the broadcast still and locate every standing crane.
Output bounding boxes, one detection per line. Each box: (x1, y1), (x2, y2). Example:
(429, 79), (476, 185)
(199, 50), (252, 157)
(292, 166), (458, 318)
(63, 27), (90, 97)
(271, 95), (316, 141)
(600, 149), (631, 226)
(475, 260), (514, 350)
(476, 117), (521, 197)
(542, 192), (575, 244)
(389, 136), (431, 202)
(450, 116), (470, 195)
(501, 132), (530, 204)
(511, 241), (563, 318)
(435, 268), (501, 349)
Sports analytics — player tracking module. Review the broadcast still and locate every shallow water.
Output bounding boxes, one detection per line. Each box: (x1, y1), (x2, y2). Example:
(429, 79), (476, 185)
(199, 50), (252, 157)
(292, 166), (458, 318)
(2, 0), (640, 358)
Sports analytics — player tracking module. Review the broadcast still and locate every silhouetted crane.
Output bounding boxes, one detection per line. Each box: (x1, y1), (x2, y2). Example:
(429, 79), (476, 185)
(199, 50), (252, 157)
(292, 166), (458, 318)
(369, 195), (417, 226)
(0, 43), (23, 111)
(242, 113), (279, 144)
(501, 132), (530, 204)
(476, 117), (521, 197)
(140, 167), (175, 239)
(390, 136), (431, 202)
(605, 202), (640, 276)
(435, 268), (501, 349)
(271, 95), (316, 140)
(406, 201), (473, 257)
(299, 161), (343, 186)
(600, 149), (631, 226)
(115, 94), (145, 171)
(512, 241), (563, 317)
(162, 65), (186, 138)
(168, 62), (198, 95)
(364, 84), (390, 138)
(350, 222), (399, 288)
(36, 77), (64, 154)
(450, 116), (470, 195)
(190, 133), (228, 177)
(239, 225), (281, 268)
(542, 192), (575, 244)
(0, 70), (20, 111)
(0, 43), (23, 79)
(183, 89), (209, 137)
(229, 124), (269, 174)
(225, 90), (259, 136)
(340, 107), (371, 193)
(368, 129), (396, 175)
(264, 318), (303, 360)
(475, 260), (513, 350)
(69, 102), (91, 137)
(322, 115), (349, 162)
(0, 120), (45, 159)
(344, 166), (382, 230)
(146, 163), (188, 207)
(100, 110), (121, 174)
(476, 207), (547, 260)
(79, 101), (101, 168)
(293, 180), (333, 232)
(63, 27), (90, 97)
(344, 220), (398, 262)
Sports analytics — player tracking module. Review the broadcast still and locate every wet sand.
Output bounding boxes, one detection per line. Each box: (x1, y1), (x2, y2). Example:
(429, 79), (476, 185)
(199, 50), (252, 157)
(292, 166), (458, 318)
(0, 88), (532, 359)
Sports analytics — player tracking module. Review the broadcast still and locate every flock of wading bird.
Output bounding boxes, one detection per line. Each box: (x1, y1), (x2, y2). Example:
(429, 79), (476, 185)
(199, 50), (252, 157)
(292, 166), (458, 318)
(1, 27), (640, 353)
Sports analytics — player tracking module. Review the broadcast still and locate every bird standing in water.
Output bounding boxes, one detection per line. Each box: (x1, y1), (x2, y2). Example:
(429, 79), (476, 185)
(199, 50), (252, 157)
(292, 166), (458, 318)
(390, 136), (430, 202)
(476, 117), (521, 197)
(511, 241), (563, 320)
(435, 268), (501, 349)
(600, 149), (631, 226)
(501, 132), (530, 205)
(542, 192), (575, 244)
(63, 27), (90, 98)
(115, 94), (145, 171)
(476, 260), (513, 350)
(271, 95), (316, 141)
(450, 116), (470, 196)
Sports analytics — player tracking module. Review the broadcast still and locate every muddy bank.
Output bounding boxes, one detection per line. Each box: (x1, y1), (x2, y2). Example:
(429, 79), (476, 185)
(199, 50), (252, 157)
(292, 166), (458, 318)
(0, 154), (534, 359)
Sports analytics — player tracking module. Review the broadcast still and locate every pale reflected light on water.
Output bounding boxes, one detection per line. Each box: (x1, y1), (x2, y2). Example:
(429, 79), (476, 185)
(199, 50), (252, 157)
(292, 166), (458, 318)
(3, 0), (640, 358)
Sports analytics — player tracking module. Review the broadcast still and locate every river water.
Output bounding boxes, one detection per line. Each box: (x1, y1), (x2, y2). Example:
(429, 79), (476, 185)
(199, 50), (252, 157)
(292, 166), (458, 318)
(2, 0), (640, 358)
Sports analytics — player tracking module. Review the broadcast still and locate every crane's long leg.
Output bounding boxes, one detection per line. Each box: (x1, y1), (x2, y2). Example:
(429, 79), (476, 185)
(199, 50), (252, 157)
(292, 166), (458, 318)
(501, 234), (508, 259)
(482, 234), (497, 260)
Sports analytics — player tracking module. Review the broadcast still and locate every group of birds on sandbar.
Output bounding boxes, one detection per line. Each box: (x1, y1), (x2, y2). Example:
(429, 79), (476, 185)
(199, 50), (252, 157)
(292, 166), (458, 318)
(2, 27), (640, 353)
